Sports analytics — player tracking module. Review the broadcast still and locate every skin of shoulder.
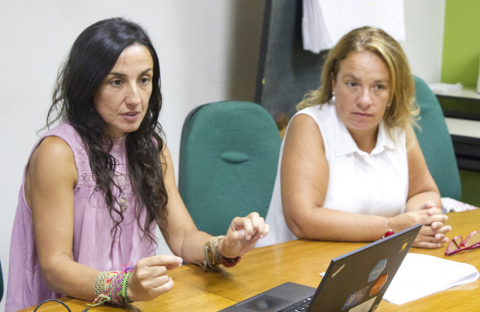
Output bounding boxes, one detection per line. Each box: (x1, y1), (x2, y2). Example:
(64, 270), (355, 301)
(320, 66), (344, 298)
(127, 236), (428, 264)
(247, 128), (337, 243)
(25, 136), (78, 208)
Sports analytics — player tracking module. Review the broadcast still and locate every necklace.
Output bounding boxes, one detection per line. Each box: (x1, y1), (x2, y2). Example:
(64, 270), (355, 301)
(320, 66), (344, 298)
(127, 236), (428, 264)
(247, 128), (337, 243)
(120, 191), (128, 212)
(118, 172), (128, 212)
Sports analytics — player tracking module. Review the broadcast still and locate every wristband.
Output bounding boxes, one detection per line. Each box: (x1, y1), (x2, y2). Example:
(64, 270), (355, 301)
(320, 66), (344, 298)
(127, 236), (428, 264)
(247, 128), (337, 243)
(202, 236), (241, 271)
(90, 265), (134, 307)
(382, 219), (394, 238)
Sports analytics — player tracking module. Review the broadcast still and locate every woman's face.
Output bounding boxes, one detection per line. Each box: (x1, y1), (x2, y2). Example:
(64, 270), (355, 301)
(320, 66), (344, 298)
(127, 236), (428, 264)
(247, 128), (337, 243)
(332, 50), (391, 138)
(94, 44), (154, 138)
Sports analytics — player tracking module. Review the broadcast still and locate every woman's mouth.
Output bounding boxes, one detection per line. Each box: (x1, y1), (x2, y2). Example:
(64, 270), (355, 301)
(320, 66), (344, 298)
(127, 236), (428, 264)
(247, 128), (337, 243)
(122, 112), (140, 121)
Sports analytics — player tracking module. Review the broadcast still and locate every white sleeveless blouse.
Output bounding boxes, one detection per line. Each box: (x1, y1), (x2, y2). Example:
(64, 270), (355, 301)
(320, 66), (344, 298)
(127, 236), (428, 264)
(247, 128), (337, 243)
(258, 103), (408, 247)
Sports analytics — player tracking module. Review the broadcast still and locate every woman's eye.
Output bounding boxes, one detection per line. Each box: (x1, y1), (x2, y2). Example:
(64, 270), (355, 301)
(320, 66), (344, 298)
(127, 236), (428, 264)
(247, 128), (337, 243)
(140, 77), (150, 84)
(111, 79), (122, 86)
(375, 84), (385, 90)
(347, 82), (357, 87)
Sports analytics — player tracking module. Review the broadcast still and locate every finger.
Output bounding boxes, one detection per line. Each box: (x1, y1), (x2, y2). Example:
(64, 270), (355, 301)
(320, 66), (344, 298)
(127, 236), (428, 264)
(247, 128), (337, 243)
(148, 274), (172, 289)
(135, 265), (168, 280)
(422, 213), (448, 225)
(413, 240), (442, 249)
(419, 201), (437, 210)
(142, 255), (183, 268)
(230, 217), (254, 240)
(227, 229), (246, 241)
(434, 233), (449, 243)
(426, 207), (443, 216)
(152, 277), (174, 297)
(431, 222), (452, 233)
(248, 212), (261, 236)
(253, 222), (270, 241)
(251, 217), (266, 239)
(417, 232), (441, 243)
(418, 225), (433, 236)
(261, 223), (270, 238)
(419, 225), (435, 236)
(437, 225), (452, 234)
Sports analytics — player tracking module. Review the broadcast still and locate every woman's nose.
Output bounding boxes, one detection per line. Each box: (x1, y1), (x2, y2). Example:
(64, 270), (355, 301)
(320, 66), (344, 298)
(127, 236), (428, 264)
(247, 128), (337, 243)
(125, 84), (141, 106)
(357, 88), (373, 109)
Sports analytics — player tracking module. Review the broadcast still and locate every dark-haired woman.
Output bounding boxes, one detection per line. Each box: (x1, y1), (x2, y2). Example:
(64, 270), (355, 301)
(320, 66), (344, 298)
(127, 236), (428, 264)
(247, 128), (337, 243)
(6, 18), (268, 312)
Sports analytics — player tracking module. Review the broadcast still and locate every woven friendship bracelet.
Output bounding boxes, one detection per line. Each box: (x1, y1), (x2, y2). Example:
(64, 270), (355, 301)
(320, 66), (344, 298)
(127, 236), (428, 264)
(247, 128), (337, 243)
(94, 271), (111, 296)
(90, 266), (134, 307)
(121, 272), (134, 303)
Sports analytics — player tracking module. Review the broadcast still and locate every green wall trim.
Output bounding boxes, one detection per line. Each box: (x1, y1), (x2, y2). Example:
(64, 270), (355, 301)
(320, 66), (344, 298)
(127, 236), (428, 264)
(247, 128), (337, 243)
(442, 0), (480, 88)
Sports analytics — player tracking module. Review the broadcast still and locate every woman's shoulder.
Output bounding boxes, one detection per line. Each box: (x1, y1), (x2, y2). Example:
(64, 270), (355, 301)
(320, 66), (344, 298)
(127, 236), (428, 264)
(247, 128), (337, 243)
(44, 122), (81, 141)
(34, 122), (88, 174)
(41, 122), (86, 152)
(32, 136), (75, 166)
(293, 103), (334, 126)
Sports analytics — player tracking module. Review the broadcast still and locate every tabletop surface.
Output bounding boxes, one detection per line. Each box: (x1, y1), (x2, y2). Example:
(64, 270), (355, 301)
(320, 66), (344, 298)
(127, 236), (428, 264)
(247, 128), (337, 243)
(19, 209), (480, 312)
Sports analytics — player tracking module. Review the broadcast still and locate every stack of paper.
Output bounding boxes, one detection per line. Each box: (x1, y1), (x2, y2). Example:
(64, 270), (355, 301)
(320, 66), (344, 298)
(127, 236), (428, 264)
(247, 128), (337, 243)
(383, 253), (479, 305)
(302, 0), (406, 53)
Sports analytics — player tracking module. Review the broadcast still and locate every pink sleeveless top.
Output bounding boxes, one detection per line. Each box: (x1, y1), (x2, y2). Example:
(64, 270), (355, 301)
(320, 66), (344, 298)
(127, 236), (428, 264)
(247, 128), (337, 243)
(6, 123), (156, 312)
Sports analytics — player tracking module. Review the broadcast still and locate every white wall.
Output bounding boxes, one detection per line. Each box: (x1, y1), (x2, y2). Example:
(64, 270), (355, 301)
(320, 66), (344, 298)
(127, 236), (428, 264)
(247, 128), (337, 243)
(402, 0), (446, 83)
(0, 1), (445, 310)
(0, 1), (264, 310)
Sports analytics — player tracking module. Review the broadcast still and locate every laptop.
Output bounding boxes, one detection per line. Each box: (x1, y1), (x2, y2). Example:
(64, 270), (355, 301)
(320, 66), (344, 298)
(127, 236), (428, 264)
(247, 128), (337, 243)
(220, 223), (421, 312)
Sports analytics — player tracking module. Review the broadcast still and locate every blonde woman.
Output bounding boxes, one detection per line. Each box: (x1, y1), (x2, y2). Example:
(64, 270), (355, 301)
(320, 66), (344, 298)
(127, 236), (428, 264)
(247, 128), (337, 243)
(258, 26), (451, 249)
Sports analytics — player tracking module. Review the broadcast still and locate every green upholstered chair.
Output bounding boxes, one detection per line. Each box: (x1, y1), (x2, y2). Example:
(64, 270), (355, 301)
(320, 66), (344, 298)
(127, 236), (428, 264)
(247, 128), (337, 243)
(414, 76), (462, 200)
(178, 101), (281, 236)
(0, 260), (3, 303)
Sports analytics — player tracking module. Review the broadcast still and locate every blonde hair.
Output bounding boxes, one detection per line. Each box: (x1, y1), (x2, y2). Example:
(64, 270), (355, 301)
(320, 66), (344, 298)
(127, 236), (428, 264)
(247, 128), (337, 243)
(297, 26), (418, 132)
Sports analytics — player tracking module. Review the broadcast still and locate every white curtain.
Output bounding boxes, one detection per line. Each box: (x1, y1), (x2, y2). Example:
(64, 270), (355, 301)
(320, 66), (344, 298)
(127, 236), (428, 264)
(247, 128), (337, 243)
(302, 0), (405, 53)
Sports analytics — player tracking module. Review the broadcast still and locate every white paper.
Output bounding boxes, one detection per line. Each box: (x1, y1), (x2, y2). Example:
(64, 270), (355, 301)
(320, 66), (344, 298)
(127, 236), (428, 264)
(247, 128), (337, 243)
(383, 253), (479, 305)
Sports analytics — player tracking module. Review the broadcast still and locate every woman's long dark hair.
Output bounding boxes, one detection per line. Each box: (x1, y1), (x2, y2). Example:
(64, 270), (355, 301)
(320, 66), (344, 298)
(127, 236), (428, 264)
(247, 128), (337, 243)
(47, 18), (168, 246)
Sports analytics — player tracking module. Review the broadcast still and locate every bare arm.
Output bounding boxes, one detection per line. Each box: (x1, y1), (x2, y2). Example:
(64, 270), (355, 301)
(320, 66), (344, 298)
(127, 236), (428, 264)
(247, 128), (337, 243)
(27, 137), (98, 300)
(390, 125), (451, 248)
(30, 137), (181, 302)
(281, 115), (450, 248)
(159, 145), (269, 263)
(158, 145), (212, 263)
(404, 125), (441, 211)
(281, 114), (390, 242)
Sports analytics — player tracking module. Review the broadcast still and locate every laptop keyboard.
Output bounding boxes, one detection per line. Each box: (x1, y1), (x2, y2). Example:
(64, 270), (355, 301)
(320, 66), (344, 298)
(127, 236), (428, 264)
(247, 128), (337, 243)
(284, 297), (312, 312)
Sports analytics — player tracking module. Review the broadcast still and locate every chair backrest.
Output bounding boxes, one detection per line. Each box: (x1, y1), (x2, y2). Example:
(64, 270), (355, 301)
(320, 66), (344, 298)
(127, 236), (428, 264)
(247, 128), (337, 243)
(0, 260), (3, 303)
(179, 101), (281, 236)
(414, 76), (462, 199)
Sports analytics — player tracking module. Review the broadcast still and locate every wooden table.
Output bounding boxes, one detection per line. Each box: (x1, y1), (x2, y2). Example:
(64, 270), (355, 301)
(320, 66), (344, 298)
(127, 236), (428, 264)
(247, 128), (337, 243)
(20, 209), (479, 312)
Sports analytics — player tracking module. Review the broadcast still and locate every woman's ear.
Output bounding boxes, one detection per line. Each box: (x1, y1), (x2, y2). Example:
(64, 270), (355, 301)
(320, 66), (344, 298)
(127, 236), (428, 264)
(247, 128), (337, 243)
(331, 72), (336, 89)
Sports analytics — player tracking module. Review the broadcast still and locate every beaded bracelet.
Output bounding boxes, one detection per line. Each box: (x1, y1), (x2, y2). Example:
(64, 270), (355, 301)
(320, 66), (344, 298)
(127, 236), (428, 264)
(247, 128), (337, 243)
(90, 265), (134, 307)
(202, 236), (241, 272)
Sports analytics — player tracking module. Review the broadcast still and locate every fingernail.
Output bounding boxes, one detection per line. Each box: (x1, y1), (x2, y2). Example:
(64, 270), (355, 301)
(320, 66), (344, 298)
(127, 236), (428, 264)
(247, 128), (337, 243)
(259, 235), (264, 239)
(246, 235), (251, 240)
(178, 258), (183, 263)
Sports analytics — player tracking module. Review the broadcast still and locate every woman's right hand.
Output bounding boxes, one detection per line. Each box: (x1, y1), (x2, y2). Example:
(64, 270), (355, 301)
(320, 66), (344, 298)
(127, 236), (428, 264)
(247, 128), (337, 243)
(127, 255), (183, 301)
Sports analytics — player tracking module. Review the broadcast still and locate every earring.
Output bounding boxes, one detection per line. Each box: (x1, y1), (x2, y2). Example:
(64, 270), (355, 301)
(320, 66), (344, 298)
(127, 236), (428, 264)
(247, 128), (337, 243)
(331, 92), (336, 103)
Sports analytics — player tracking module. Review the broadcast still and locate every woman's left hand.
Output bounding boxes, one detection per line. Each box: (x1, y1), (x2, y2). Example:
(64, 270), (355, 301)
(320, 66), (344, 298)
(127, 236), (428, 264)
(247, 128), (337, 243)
(218, 212), (269, 258)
